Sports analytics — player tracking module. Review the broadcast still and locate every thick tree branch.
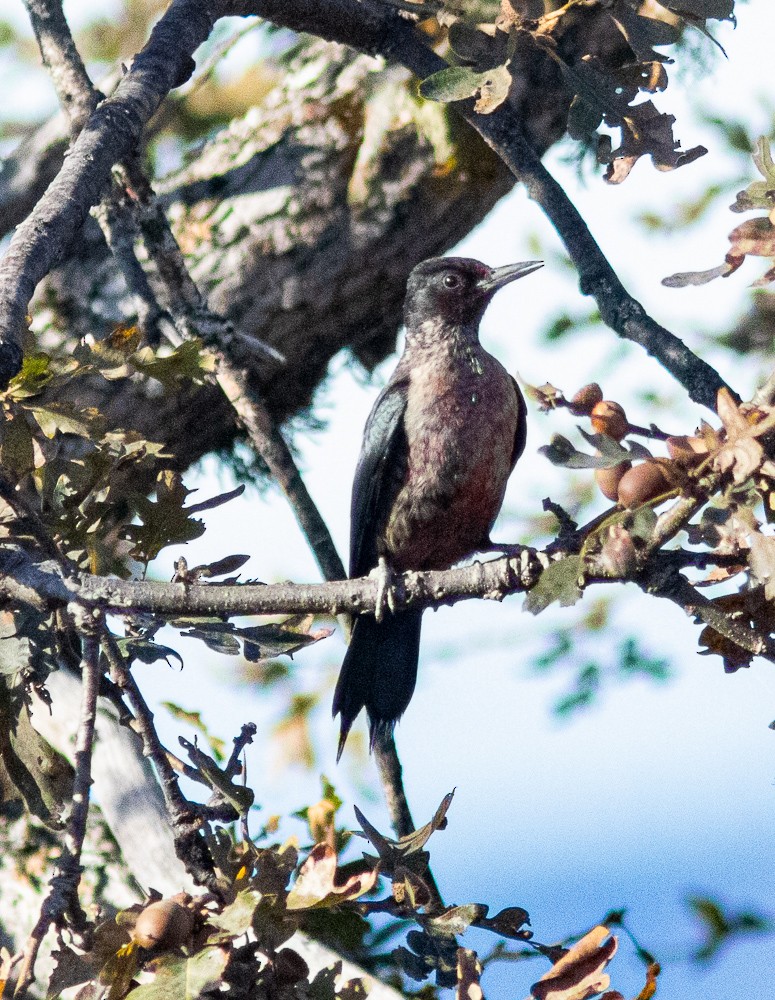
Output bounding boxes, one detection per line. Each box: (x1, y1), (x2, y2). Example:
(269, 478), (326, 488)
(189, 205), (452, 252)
(4, 524), (772, 668)
(0, 0), (232, 388)
(238, 0), (733, 410)
(22, 0), (346, 584)
(0, 544), (547, 618)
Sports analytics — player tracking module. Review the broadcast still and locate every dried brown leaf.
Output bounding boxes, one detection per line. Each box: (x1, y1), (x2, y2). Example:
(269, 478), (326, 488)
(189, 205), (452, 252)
(747, 530), (775, 600)
(531, 925), (617, 1000)
(457, 948), (484, 1000)
(286, 844), (378, 910)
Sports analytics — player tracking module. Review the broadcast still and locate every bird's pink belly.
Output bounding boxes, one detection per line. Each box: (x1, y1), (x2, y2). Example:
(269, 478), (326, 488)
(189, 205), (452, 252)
(385, 404), (517, 571)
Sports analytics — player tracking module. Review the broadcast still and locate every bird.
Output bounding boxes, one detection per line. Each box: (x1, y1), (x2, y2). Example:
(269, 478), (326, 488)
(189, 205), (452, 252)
(333, 255), (543, 759)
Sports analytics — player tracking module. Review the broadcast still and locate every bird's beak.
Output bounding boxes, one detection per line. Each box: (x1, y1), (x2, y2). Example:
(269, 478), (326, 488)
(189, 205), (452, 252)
(477, 260), (543, 293)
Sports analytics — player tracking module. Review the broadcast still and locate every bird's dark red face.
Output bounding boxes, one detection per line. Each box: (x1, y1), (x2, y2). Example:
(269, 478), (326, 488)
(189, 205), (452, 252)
(404, 256), (542, 329)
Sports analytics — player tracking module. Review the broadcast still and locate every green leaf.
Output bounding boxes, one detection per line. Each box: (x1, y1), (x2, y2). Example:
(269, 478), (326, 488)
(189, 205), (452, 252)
(128, 946), (229, 999)
(124, 471), (205, 563)
(420, 66), (484, 104)
(129, 340), (216, 388)
(524, 556), (584, 615)
(0, 410), (34, 478)
(118, 638), (184, 669)
(162, 701), (226, 761)
(206, 889), (263, 943)
(27, 403), (102, 439)
(567, 95), (604, 142)
(420, 63), (512, 115)
(188, 554), (250, 580)
(0, 680), (73, 829)
(609, 5), (679, 62)
(185, 484), (245, 515)
(239, 621), (332, 662)
(427, 903), (488, 937)
(5, 353), (54, 400)
(182, 623), (242, 655)
(478, 906), (531, 939)
(180, 737), (254, 814)
(658, 0), (734, 22)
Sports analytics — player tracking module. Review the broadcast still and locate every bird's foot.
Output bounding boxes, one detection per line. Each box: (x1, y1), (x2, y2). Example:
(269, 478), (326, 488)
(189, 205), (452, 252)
(370, 556), (402, 623)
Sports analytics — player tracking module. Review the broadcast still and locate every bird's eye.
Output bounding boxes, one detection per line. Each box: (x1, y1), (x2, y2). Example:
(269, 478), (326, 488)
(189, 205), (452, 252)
(442, 273), (461, 289)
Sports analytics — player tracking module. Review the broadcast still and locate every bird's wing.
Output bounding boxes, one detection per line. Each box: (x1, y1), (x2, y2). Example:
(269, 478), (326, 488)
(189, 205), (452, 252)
(509, 375), (528, 469)
(350, 376), (410, 578)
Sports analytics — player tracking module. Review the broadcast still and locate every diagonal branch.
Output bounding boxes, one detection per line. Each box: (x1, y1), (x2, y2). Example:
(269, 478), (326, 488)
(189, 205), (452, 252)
(100, 632), (221, 891)
(22, 0), (346, 583)
(0, 0), (238, 388)
(238, 0), (733, 411)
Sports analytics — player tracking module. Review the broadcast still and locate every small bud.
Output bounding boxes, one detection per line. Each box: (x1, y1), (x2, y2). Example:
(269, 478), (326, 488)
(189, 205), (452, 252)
(591, 400), (628, 441)
(594, 461), (631, 501)
(569, 382), (604, 416)
(617, 461), (671, 509)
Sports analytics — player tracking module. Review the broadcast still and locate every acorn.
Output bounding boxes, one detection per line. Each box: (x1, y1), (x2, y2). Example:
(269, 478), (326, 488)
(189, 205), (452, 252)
(665, 435), (708, 465)
(132, 899), (194, 950)
(569, 382), (604, 416)
(617, 461), (671, 509)
(590, 400), (628, 441)
(594, 461), (631, 501)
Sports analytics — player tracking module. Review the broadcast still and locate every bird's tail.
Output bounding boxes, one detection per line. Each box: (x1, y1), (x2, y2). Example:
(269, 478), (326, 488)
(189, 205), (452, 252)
(333, 609), (422, 760)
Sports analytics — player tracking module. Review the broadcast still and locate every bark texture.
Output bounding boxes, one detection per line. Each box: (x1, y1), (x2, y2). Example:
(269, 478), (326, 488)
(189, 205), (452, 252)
(5, 18), (627, 469)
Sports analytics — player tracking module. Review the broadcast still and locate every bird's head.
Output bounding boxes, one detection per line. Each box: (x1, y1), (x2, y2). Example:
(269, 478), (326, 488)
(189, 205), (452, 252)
(403, 256), (543, 335)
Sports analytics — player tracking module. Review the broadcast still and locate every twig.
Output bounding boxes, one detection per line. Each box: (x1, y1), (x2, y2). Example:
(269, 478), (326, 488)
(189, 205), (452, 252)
(373, 731), (446, 912)
(373, 730), (416, 838)
(225, 722), (258, 780)
(117, 159), (345, 581)
(13, 609), (100, 998)
(100, 631), (221, 892)
(22, 0), (98, 135)
(215, 362), (347, 581)
(647, 570), (775, 658)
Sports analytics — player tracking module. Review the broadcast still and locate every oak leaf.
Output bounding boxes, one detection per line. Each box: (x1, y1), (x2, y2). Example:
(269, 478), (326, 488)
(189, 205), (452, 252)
(530, 925), (617, 1000)
(286, 844), (378, 910)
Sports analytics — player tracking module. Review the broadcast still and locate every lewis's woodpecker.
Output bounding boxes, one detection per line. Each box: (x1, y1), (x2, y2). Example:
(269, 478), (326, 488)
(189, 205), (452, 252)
(333, 256), (543, 757)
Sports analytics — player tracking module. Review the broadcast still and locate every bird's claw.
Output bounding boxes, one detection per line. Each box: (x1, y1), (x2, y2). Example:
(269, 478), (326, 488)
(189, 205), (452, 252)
(371, 556), (401, 623)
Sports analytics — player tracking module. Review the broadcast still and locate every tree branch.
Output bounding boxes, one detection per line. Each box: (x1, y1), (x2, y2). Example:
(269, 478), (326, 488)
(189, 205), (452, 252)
(13, 613), (100, 998)
(0, 0), (233, 388)
(100, 632), (221, 892)
(239, 0), (733, 411)
(22, 0), (346, 584)
(0, 544), (547, 618)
